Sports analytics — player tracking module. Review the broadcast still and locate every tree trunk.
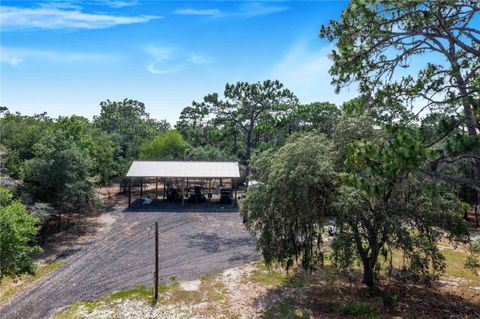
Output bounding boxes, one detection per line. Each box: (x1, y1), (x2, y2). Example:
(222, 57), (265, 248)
(450, 47), (480, 203)
(232, 126), (238, 155)
(476, 191), (479, 228)
(244, 126), (253, 187)
(362, 261), (375, 287)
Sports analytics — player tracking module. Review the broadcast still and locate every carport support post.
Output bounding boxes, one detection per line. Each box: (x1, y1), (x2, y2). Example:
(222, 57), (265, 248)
(163, 178), (166, 199)
(182, 179), (185, 208)
(140, 178), (143, 198)
(155, 177), (158, 199)
(208, 179), (211, 208)
(154, 220), (159, 304)
(128, 178), (131, 207)
(234, 178), (238, 207)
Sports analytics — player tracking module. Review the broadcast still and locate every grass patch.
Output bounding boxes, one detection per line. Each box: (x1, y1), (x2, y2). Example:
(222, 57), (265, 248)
(109, 285), (153, 301)
(441, 248), (480, 283)
(0, 260), (67, 305)
(56, 285), (156, 319)
(248, 261), (287, 286)
(200, 272), (228, 303)
(262, 301), (309, 319)
(247, 261), (315, 288)
(379, 247), (480, 290)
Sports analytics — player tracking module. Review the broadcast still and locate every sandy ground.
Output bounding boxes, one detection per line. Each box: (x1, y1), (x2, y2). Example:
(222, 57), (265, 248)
(0, 206), (258, 319)
(59, 257), (480, 319)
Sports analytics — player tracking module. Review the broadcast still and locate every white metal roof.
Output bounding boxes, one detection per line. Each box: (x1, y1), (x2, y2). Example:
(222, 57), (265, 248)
(126, 161), (240, 178)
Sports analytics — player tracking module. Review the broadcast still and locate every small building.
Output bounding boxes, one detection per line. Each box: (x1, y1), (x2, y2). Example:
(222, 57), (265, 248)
(125, 160), (240, 208)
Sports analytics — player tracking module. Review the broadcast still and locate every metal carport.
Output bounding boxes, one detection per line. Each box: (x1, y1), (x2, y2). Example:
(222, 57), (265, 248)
(125, 161), (241, 208)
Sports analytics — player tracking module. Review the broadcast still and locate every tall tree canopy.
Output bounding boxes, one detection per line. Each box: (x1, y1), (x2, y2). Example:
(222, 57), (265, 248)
(334, 127), (468, 286)
(242, 133), (337, 270)
(321, 0), (480, 192)
(94, 99), (170, 171)
(0, 111), (52, 177)
(200, 80), (298, 179)
(22, 131), (93, 211)
(55, 116), (117, 184)
(175, 103), (212, 148)
(139, 130), (187, 161)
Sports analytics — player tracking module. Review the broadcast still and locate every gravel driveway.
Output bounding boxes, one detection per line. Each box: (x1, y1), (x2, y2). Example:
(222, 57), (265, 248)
(0, 208), (258, 319)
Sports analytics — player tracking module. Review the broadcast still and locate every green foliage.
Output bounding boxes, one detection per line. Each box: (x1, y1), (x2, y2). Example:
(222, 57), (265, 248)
(0, 111), (52, 177)
(175, 83), (343, 166)
(22, 131), (94, 210)
(175, 103), (211, 148)
(332, 180), (468, 287)
(139, 130), (187, 160)
(242, 132), (337, 271)
(55, 116), (118, 184)
(330, 113), (469, 287)
(288, 102), (340, 136)
(344, 128), (426, 197)
(0, 112), (120, 185)
(94, 98), (170, 171)
(319, 2), (478, 286)
(184, 145), (229, 161)
(465, 239), (480, 275)
(198, 80), (298, 172)
(0, 187), (13, 207)
(321, 0), (480, 191)
(0, 186), (41, 280)
(332, 108), (378, 163)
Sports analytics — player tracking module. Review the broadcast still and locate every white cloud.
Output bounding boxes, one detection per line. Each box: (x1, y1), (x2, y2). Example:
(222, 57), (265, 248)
(188, 54), (211, 65)
(173, 3), (288, 18)
(145, 44), (212, 75)
(0, 47), (117, 66)
(174, 8), (221, 16)
(270, 42), (358, 105)
(238, 3), (288, 17)
(147, 63), (185, 74)
(145, 45), (174, 61)
(0, 3), (160, 30)
(102, 0), (140, 8)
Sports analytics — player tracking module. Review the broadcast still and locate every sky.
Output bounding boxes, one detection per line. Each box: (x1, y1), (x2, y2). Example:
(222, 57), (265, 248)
(0, 0), (356, 124)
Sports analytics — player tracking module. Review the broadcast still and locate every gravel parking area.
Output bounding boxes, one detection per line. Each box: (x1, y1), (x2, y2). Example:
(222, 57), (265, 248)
(0, 208), (258, 319)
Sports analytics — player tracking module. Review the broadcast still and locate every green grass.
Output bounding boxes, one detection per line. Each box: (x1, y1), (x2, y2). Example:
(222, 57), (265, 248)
(247, 261), (315, 288)
(56, 285), (155, 319)
(441, 248), (480, 282)
(262, 301), (309, 319)
(0, 260), (67, 305)
(378, 247), (479, 287)
(109, 285), (153, 300)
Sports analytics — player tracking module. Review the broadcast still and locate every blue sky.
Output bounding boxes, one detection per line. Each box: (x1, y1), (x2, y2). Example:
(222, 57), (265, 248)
(0, 0), (355, 124)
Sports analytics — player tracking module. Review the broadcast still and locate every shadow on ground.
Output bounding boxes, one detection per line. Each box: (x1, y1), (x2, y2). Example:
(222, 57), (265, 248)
(254, 266), (480, 319)
(124, 198), (239, 213)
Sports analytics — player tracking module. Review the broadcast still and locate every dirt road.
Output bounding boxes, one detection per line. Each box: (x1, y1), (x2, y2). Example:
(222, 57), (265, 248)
(0, 209), (258, 319)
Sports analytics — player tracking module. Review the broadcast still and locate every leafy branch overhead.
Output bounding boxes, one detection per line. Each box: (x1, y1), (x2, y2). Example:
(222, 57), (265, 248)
(321, 0), (480, 191)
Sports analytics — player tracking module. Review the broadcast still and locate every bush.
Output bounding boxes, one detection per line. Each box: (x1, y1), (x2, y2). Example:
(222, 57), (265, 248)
(0, 186), (41, 280)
